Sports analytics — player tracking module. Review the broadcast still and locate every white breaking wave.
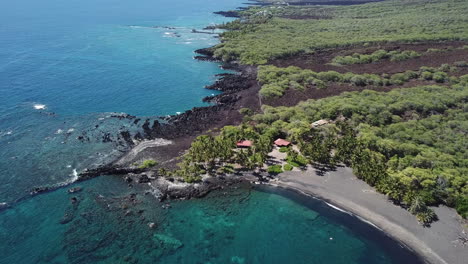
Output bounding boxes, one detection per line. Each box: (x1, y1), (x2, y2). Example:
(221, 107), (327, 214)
(33, 104), (46, 110)
(325, 202), (351, 214)
(0, 130), (13, 138)
(55, 129), (63, 134)
(355, 215), (382, 230)
(71, 169), (78, 182)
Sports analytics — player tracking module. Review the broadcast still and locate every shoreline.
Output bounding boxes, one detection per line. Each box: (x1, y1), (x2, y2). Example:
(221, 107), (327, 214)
(267, 166), (468, 264)
(23, 3), (465, 264)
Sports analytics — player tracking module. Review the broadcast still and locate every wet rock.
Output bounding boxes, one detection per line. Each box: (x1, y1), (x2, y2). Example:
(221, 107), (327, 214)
(137, 174), (151, 184)
(30, 186), (52, 195)
(133, 131), (144, 141)
(0, 202), (8, 211)
(148, 222), (156, 229)
(78, 166), (145, 181)
(102, 133), (112, 143)
(68, 187), (82, 194)
(119, 130), (134, 146)
(194, 47), (214, 57)
(60, 213), (74, 225)
(213, 10), (240, 18)
(124, 176), (133, 183)
(110, 113), (136, 119)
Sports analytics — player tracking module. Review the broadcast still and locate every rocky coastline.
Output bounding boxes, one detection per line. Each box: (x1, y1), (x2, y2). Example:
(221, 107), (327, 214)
(27, 17), (261, 202)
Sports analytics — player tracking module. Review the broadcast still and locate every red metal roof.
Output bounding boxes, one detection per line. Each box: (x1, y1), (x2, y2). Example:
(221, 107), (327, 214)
(274, 138), (291, 146)
(236, 140), (253, 147)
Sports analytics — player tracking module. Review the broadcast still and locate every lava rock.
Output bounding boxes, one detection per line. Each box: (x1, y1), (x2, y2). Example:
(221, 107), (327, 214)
(68, 187), (82, 194)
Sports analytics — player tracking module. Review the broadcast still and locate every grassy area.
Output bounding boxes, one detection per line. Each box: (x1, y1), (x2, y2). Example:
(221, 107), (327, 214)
(214, 0), (468, 64)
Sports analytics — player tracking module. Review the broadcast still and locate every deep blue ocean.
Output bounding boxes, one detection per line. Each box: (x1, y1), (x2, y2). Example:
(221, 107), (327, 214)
(0, 0), (424, 263)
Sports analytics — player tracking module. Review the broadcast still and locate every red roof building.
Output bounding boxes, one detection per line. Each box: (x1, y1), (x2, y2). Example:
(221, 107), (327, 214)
(274, 138), (291, 147)
(236, 140), (253, 148)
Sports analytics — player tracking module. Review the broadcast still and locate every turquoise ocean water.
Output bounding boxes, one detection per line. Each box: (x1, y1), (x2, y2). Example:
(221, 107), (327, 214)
(0, 0), (424, 263)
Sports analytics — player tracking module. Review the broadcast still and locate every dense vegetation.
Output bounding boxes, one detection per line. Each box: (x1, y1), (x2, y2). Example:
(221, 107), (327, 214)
(213, 0), (468, 64)
(257, 63), (464, 98)
(252, 82), (468, 221)
(331, 49), (421, 65)
(172, 81), (467, 222)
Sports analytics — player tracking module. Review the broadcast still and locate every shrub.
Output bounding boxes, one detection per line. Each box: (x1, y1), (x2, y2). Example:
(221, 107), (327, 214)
(342, 72), (356, 83)
(389, 73), (407, 85)
(259, 84), (285, 98)
(426, 48), (442, 53)
(365, 74), (384, 86)
(432, 72), (448, 83)
(239, 108), (254, 116)
(454, 61), (468, 67)
(390, 50), (420, 61)
(183, 175), (202, 183)
(279, 147), (289, 153)
(438, 64), (451, 72)
(350, 75), (368, 86)
(288, 161), (301, 167)
(403, 70), (418, 80)
(455, 196), (468, 219)
(222, 165), (235, 174)
(416, 208), (438, 226)
(420, 66), (436, 73)
(267, 164), (283, 174)
(312, 79), (327, 89)
(420, 71), (433, 80)
(283, 164), (293, 171)
(139, 159), (158, 169)
(317, 71), (342, 82)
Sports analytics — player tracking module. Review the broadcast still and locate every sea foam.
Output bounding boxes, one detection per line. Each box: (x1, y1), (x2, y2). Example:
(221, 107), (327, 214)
(33, 104), (46, 110)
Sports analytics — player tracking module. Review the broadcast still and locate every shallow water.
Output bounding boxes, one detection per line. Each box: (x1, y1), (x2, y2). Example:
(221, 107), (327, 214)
(0, 179), (424, 264)
(0, 0), (424, 263)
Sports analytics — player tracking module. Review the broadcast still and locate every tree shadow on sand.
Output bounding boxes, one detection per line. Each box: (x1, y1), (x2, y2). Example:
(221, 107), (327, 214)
(311, 163), (343, 176)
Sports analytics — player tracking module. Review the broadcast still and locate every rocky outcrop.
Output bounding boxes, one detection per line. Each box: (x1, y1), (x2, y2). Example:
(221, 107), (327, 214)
(77, 166), (146, 181)
(152, 176), (251, 201)
(213, 11), (240, 18)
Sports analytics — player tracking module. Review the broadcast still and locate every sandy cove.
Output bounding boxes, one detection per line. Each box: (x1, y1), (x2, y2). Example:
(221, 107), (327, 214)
(269, 166), (468, 264)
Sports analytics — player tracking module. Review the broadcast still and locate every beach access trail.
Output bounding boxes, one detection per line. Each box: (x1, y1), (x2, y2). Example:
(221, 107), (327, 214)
(272, 167), (468, 264)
